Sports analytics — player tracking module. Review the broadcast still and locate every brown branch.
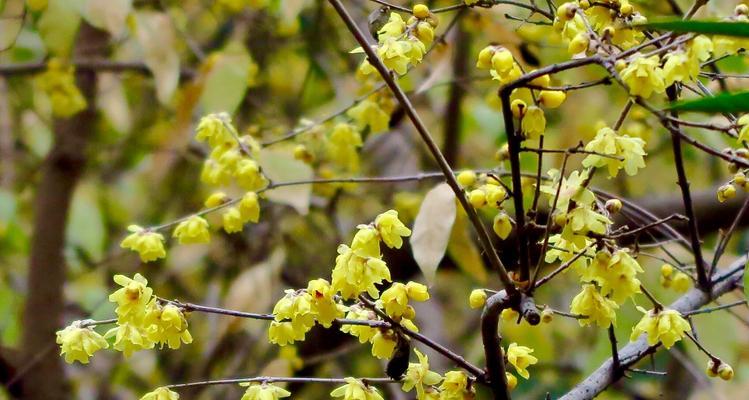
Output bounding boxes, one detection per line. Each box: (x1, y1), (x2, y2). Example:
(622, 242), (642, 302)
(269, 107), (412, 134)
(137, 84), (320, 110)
(481, 291), (513, 400)
(19, 23), (108, 400)
(442, 17), (469, 165)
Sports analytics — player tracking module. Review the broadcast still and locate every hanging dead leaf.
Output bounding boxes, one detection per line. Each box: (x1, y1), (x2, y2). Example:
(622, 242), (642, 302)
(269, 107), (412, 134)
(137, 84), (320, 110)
(411, 183), (457, 284)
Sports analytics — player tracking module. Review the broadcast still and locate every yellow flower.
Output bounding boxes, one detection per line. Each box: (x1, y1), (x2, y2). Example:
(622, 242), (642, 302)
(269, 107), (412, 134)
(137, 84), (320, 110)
(620, 55), (666, 98)
(56, 321), (109, 364)
(120, 225), (166, 262)
(331, 377), (384, 400)
(235, 159), (268, 191)
(239, 383), (291, 400)
(544, 230), (593, 274)
(332, 245), (391, 299)
(347, 98), (391, 134)
(172, 215), (210, 244)
(371, 330), (398, 359)
(340, 306), (378, 343)
(377, 13), (406, 41)
(406, 281), (430, 301)
(506, 342), (538, 379)
(381, 282), (410, 318)
(439, 370), (472, 400)
(375, 210), (412, 249)
(239, 192), (261, 223)
(402, 349), (443, 399)
(222, 207), (245, 233)
(630, 308), (689, 349)
(144, 303), (193, 350)
(521, 106), (546, 140)
(539, 169), (596, 211)
(36, 58), (87, 118)
(195, 113), (233, 148)
(570, 284), (618, 328)
(140, 387), (180, 400)
(582, 126), (646, 177)
(566, 207), (611, 236)
(109, 273), (153, 323)
(493, 212), (513, 240)
(351, 226), (381, 258)
(328, 123), (363, 172)
(307, 278), (343, 327)
(590, 250), (643, 304)
(105, 322), (154, 358)
(268, 321), (305, 346)
(272, 289), (317, 340)
(737, 114), (749, 142)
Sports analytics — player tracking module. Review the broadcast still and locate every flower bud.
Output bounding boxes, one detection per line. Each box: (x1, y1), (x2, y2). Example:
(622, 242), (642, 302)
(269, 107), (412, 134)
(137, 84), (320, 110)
(511, 99), (527, 118)
(491, 49), (515, 73)
(660, 263), (673, 277)
(718, 363), (734, 381)
(539, 90), (567, 109)
(568, 33), (590, 54)
(506, 373), (518, 390)
(493, 212), (513, 240)
(734, 172), (747, 187)
(293, 144), (314, 164)
(469, 189), (487, 208)
(554, 212), (567, 228)
(402, 305), (417, 320)
(501, 308), (519, 322)
(706, 359), (719, 377)
(672, 272), (691, 293)
(605, 198), (622, 214)
(530, 73), (550, 87)
(717, 184), (737, 203)
(469, 289), (487, 309)
(412, 4), (429, 19)
(495, 144), (510, 161)
(620, 3), (633, 16)
(556, 3), (576, 21)
(477, 46), (495, 69)
(457, 170), (477, 187)
(736, 4), (749, 15)
(541, 308), (554, 323)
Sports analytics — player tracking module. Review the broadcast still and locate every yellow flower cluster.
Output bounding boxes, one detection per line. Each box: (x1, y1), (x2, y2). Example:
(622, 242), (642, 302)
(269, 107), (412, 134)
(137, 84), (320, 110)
(36, 58), (87, 118)
(120, 225), (167, 263)
(105, 274), (192, 357)
(355, 7), (438, 77)
(196, 113), (266, 233)
(555, 1), (645, 55)
(439, 370), (474, 400)
(570, 284), (618, 328)
(630, 308), (690, 349)
(458, 171), (513, 239)
(584, 250), (643, 304)
(583, 126), (646, 178)
(268, 284), (342, 346)
(380, 281), (430, 319)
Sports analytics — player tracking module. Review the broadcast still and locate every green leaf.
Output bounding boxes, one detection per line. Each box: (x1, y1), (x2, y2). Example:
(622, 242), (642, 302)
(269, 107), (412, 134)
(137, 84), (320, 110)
(669, 91), (749, 113)
(199, 41), (253, 114)
(643, 20), (749, 37)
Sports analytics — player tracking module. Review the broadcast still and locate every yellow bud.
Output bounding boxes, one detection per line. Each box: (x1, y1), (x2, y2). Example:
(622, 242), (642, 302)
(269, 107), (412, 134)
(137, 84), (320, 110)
(501, 308), (519, 322)
(539, 90), (567, 109)
(734, 172), (747, 187)
(579, 0), (590, 9)
(402, 305), (416, 320)
(457, 170), (478, 187)
(718, 363), (734, 381)
(493, 212), (513, 240)
(469, 289), (487, 309)
(554, 212), (567, 227)
(413, 4), (430, 19)
(672, 272), (691, 293)
(530, 73), (550, 87)
(556, 3), (576, 21)
(293, 144), (314, 164)
(605, 199), (622, 214)
(660, 264), (674, 277)
(469, 189), (487, 208)
(511, 99), (527, 118)
(541, 308), (554, 323)
(491, 49), (515, 73)
(477, 46), (496, 69)
(204, 192), (229, 208)
(506, 373), (518, 390)
(568, 33), (589, 54)
(615, 59), (627, 72)
(717, 184), (736, 203)
(620, 3), (633, 16)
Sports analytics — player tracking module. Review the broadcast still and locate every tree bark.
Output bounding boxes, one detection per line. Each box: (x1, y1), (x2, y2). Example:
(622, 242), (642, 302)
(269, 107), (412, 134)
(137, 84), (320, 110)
(19, 23), (107, 400)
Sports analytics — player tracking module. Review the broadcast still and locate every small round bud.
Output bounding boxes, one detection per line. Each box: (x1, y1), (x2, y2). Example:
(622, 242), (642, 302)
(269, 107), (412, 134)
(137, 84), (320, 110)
(539, 90), (567, 109)
(293, 144), (314, 164)
(601, 26), (616, 38)
(469, 289), (487, 309)
(541, 308), (554, 324)
(491, 49), (515, 73)
(718, 363), (734, 381)
(660, 263), (674, 277)
(556, 3), (576, 21)
(717, 184), (737, 203)
(706, 359), (719, 377)
(477, 46), (496, 69)
(672, 272), (691, 293)
(605, 199), (623, 214)
(568, 33), (589, 54)
(495, 144), (510, 161)
(579, 0), (591, 10)
(530, 73), (551, 87)
(615, 59), (627, 71)
(738, 148), (749, 159)
(620, 3), (633, 16)
(469, 189), (487, 208)
(506, 373), (518, 390)
(493, 212), (513, 240)
(511, 99), (527, 118)
(595, 249), (612, 264)
(412, 4), (429, 19)
(734, 172), (747, 187)
(457, 170), (478, 187)
(501, 308), (519, 322)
